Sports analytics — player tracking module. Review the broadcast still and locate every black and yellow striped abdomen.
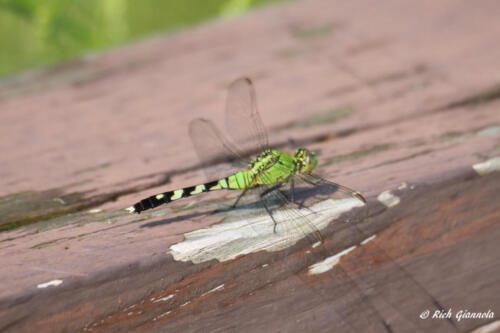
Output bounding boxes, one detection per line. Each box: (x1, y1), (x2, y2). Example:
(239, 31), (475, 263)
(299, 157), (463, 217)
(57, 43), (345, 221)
(131, 172), (254, 214)
(129, 149), (300, 214)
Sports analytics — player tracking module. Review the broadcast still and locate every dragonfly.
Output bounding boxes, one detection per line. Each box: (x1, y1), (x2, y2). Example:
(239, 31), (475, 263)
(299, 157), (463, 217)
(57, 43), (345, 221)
(127, 78), (366, 244)
(127, 78), (455, 332)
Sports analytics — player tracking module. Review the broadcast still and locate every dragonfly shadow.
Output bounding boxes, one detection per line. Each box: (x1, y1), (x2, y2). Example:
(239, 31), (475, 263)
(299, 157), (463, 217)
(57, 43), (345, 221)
(291, 182), (340, 205)
(140, 182), (342, 228)
(216, 181), (341, 214)
(140, 210), (211, 228)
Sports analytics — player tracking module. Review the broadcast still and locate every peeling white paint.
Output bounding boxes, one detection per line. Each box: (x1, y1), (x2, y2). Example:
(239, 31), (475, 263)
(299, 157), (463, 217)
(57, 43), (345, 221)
(398, 182), (408, 190)
(360, 234), (376, 245)
(153, 294), (174, 303)
(37, 279), (63, 288)
(312, 241), (322, 248)
(88, 208), (102, 214)
(470, 319), (500, 333)
(125, 206), (135, 214)
(473, 156), (500, 175)
(124, 304), (137, 311)
(53, 198), (65, 205)
(152, 311), (171, 321)
(377, 190), (400, 208)
(201, 284), (224, 297)
(307, 246), (357, 275)
(169, 198), (365, 264)
(477, 125), (500, 136)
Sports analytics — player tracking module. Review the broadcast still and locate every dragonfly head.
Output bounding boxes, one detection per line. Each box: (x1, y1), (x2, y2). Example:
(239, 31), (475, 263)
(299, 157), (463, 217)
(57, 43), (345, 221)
(294, 148), (318, 174)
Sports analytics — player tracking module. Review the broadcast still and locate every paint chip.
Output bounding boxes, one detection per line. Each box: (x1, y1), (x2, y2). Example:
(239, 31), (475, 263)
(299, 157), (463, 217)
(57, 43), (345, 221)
(53, 198), (66, 205)
(88, 208), (102, 214)
(377, 190), (400, 208)
(398, 182), (408, 190)
(312, 241), (322, 248)
(360, 234), (376, 245)
(169, 198), (365, 264)
(152, 311), (171, 321)
(470, 319), (500, 333)
(473, 156), (500, 175)
(308, 246), (356, 275)
(201, 284), (224, 297)
(125, 206), (135, 214)
(37, 279), (63, 288)
(477, 125), (500, 137)
(153, 294), (174, 303)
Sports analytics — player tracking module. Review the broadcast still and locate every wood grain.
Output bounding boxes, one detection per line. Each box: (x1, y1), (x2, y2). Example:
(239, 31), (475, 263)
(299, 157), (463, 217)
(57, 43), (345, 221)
(1, 0), (499, 332)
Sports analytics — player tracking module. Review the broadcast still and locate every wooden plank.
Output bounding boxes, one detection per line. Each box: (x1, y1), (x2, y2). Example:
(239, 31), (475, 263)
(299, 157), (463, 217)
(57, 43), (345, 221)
(1, 0), (500, 332)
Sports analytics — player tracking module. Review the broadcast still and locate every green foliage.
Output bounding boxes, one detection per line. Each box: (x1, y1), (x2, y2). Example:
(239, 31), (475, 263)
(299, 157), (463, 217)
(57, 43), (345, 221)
(0, 0), (283, 77)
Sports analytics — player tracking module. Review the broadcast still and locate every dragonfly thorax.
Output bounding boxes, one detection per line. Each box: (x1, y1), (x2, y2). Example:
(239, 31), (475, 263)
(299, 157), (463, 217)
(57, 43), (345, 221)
(248, 149), (281, 171)
(245, 148), (318, 185)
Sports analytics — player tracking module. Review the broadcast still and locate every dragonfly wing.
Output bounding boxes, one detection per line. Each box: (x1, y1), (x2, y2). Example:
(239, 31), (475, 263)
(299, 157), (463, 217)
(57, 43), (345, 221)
(254, 173), (333, 248)
(260, 173), (368, 248)
(188, 118), (248, 181)
(225, 78), (269, 153)
(189, 78), (269, 181)
(256, 175), (450, 332)
(298, 173), (366, 204)
(260, 185), (324, 247)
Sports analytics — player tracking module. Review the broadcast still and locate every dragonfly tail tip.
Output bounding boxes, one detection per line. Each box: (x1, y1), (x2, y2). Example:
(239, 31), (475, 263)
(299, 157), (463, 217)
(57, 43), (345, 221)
(353, 192), (367, 204)
(125, 206), (136, 214)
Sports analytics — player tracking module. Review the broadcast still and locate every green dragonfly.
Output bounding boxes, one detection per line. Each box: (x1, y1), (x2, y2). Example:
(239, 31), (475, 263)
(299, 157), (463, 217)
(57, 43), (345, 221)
(126, 80), (451, 330)
(127, 78), (365, 242)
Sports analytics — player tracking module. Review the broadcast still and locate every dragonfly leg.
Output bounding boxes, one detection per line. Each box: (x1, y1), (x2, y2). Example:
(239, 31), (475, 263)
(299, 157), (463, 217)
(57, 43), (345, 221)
(231, 188), (248, 208)
(281, 189), (316, 215)
(260, 184), (283, 234)
(262, 200), (279, 234)
(301, 176), (316, 186)
(288, 178), (313, 212)
(289, 178), (318, 215)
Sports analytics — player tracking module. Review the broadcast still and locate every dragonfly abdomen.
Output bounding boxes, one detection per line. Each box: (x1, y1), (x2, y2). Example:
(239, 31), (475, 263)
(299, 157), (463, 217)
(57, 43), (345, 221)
(130, 178), (233, 214)
(226, 171), (255, 190)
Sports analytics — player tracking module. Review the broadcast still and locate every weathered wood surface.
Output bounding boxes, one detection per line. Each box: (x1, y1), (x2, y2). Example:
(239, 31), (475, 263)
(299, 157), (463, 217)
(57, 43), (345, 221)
(1, 0), (500, 332)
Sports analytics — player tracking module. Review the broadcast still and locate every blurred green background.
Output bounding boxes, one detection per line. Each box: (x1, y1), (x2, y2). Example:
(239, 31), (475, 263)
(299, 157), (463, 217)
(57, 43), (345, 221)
(0, 0), (284, 78)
